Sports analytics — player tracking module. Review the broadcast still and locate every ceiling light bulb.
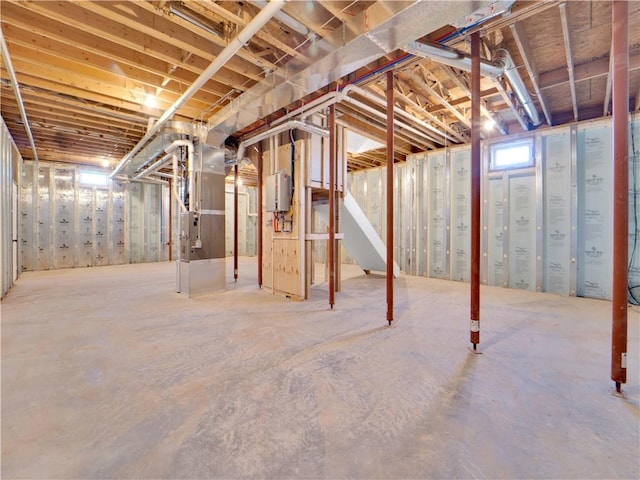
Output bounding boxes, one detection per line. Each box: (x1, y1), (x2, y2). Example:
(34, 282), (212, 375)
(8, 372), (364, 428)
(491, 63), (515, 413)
(145, 93), (158, 108)
(483, 118), (496, 131)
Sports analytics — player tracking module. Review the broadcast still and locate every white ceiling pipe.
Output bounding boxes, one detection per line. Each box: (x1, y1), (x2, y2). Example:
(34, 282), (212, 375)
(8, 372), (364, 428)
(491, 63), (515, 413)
(134, 152), (173, 180)
(0, 27), (39, 163)
(111, 0), (286, 178)
(404, 40), (541, 127)
(165, 140), (194, 212)
(251, 0), (309, 37)
(236, 120), (329, 164)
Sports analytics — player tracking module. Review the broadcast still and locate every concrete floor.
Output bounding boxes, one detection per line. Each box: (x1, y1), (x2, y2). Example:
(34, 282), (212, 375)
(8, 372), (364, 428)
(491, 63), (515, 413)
(2, 257), (639, 479)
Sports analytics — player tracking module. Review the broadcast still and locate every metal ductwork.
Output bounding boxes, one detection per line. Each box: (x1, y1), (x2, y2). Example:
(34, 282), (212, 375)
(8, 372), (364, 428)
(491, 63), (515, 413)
(111, 0), (286, 178)
(404, 41), (542, 128)
(207, 0), (494, 146)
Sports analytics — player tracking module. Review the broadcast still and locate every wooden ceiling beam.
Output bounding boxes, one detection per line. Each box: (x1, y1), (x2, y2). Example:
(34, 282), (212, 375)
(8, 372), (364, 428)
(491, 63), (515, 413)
(71, 0), (274, 78)
(7, 0), (260, 88)
(2, 60), (208, 120)
(3, 25), (233, 100)
(6, 43), (223, 109)
(0, 9), (251, 94)
(0, 104), (142, 139)
(539, 53), (640, 90)
(189, 0), (311, 65)
(509, 21), (553, 126)
(559, 2), (578, 121)
(0, 70), (196, 122)
(372, 82), (466, 142)
(0, 81), (149, 125)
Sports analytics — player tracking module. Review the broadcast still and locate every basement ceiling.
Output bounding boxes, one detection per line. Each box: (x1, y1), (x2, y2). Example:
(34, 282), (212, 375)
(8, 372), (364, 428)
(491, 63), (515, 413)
(1, 1), (639, 178)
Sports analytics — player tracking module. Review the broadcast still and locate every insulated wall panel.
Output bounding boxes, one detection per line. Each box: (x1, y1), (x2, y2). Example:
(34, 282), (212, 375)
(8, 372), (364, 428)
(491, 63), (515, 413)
(20, 163), (35, 272)
(395, 163), (412, 272)
(543, 131), (572, 295)
(577, 124), (613, 299)
(95, 188), (109, 266)
(427, 152), (447, 279)
(487, 178), (504, 286)
(53, 167), (75, 269)
(78, 187), (94, 267)
(36, 166), (52, 270)
(450, 148), (471, 282)
(145, 183), (162, 263)
(128, 183), (145, 263)
(367, 168), (384, 239)
(508, 175), (536, 290)
(110, 182), (126, 265)
(413, 154), (428, 277)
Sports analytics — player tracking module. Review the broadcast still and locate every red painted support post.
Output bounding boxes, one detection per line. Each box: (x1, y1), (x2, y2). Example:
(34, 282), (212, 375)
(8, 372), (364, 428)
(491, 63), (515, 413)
(611, 0), (629, 392)
(329, 104), (336, 309)
(257, 143), (263, 288)
(470, 31), (481, 349)
(386, 70), (394, 326)
(234, 163), (239, 282)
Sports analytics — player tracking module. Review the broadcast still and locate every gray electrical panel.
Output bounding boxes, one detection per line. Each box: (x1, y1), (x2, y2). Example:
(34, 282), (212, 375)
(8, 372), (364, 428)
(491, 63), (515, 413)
(265, 172), (292, 212)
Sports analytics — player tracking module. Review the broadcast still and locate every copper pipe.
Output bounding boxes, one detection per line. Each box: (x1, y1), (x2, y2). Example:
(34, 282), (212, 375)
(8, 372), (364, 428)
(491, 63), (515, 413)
(329, 104), (336, 309)
(234, 163), (239, 282)
(386, 70), (394, 326)
(611, 0), (628, 392)
(257, 142), (263, 287)
(470, 31), (481, 349)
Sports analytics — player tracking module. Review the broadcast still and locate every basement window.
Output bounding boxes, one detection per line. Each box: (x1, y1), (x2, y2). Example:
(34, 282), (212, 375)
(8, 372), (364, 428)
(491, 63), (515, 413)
(79, 171), (108, 187)
(490, 140), (534, 171)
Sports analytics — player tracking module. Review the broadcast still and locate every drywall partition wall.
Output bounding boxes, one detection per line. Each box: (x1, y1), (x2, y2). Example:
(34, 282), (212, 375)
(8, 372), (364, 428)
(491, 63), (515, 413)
(20, 161), (166, 271)
(1, 116), (20, 298)
(542, 129), (573, 295)
(577, 123), (613, 299)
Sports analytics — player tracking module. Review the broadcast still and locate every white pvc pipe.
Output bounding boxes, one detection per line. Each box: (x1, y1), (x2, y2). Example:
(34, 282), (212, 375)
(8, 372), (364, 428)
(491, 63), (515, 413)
(0, 27), (38, 163)
(111, 0), (286, 178)
(166, 140), (190, 213)
(236, 120), (329, 164)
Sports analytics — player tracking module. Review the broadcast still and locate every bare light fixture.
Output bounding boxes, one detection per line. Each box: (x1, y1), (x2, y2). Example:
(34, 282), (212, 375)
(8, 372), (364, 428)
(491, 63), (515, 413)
(145, 93), (158, 109)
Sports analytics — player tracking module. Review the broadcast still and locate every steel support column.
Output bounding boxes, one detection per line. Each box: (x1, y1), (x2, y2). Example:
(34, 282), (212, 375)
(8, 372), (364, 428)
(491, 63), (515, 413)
(168, 178), (173, 262)
(387, 70), (395, 326)
(470, 32), (481, 349)
(329, 104), (336, 309)
(611, 0), (629, 392)
(257, 142), (263, 288)
(234, 163), (239, 282)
